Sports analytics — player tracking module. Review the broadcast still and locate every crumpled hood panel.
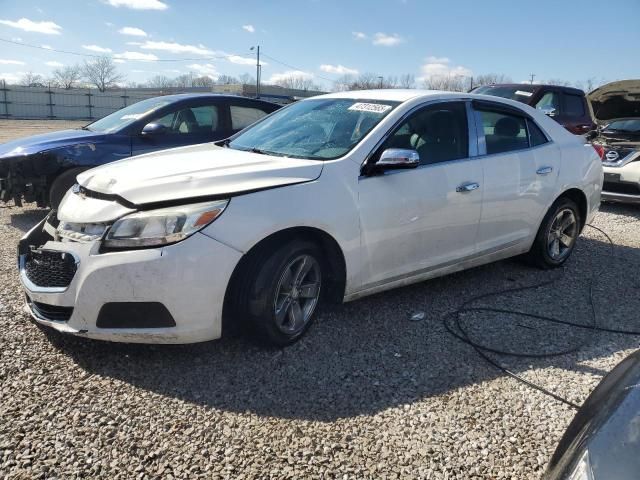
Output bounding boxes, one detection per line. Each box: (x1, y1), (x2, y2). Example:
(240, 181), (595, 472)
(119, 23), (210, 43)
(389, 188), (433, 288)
(0, 129), (106, 159)
(76, 143), (324, 206)
(589, 80), (640, 122)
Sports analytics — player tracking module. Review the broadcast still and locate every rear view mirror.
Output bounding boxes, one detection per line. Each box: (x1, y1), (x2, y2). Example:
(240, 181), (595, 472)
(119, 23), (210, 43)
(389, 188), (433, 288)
(141, 122), (167, 136)
(538, 106), (557, 117)
(375, 148), (420, 171)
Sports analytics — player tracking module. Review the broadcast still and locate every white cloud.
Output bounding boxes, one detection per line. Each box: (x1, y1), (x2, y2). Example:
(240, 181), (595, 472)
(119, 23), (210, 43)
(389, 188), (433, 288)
(115, 51), (158, 61)
(320, 64), (358, 75)
(82, 44), (112, 53)
(242, 24), (255, 33)
(45, 61), (63, 67)
(186, 63), (218, 79)
(352, 31), (367, 40)
(418, 56), (472, 82)
(102, 0), (168, 10)
(10, 36), (23, 42)
(140, 40), (212, 55)
(105, 22), (114, 27)
(0, 71), (28, 84)
(372, 32), (403, 46)
(269, 70), (314, 84)
(164, 69), (181, 73)
(0, 18), (62, 35)
(118, 26), (147, 37)
(0, 59), (26, 65)
(126, 41), (143, 46)
(41, 44), (52, 50)
(227, 55), (258, 66)
(113, 58), (126, 64)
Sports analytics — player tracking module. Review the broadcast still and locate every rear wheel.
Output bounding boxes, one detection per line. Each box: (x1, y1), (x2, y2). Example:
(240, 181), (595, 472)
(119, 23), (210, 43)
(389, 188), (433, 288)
(526, 197), (581, 269)
(49, 167), (88, 209)
(233, 239), (323, 346)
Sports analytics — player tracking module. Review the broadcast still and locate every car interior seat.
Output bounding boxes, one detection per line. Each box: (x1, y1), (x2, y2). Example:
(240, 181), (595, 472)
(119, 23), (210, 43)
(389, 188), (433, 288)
(487, 116), (527, 154)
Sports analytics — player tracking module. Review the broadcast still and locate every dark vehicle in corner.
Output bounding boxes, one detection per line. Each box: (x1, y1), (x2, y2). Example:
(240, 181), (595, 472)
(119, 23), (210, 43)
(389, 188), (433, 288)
(0, 94), (280, 208)
(544, 349), (640, 480)
(590, 80), (640, 204)
(472, 84), (596, 136)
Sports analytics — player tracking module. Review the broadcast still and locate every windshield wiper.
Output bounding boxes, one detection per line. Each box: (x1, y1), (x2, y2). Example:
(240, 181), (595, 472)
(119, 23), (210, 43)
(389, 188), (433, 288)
(217, 138), (231, 148)
(79, 126), (92, 131)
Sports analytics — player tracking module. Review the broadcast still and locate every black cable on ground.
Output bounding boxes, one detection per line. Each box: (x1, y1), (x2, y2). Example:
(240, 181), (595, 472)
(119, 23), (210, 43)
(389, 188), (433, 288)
(443, 223), (639, 410)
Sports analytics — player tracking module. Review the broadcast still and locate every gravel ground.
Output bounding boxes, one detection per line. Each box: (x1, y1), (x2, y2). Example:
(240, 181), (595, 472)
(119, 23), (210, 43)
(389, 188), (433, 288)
(1, 121), (640, 479)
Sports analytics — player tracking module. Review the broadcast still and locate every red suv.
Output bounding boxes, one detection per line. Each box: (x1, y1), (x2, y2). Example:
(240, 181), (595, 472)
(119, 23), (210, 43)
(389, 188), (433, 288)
(472, 84), (596, 136)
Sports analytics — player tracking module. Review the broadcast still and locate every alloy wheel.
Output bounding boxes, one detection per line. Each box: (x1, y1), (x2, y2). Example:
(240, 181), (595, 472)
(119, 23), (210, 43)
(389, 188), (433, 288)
(273, 254), (321, 335)
(547, 208), (578, 261)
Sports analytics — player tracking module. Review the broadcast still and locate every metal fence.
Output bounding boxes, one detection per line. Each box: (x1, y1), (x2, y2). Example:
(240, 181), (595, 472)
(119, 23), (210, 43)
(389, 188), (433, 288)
(0, 81), (166, 120)
(0, 81), (325, 121)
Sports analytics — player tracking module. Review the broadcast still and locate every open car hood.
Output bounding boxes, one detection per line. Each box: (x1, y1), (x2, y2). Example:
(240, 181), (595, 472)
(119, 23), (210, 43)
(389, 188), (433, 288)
(589, 80), (640, 123)
(76, 143), (323, 207)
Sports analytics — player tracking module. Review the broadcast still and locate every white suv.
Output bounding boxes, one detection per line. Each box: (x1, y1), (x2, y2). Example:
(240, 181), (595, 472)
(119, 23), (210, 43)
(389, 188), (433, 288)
(18, 90), (603, 346)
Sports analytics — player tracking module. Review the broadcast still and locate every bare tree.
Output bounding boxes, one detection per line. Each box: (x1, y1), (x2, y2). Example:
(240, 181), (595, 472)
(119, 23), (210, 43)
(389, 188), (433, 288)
(192, 76), (214, 87)
(273, 74), (319, 91)
(173, 74), (192, 88)
(422, 75), (467, 92)
(398, 73), (416, 89)
(20, 71), (44, 87)
(545, 78), (574, 87)
(83, 56), (124, 92)
(216, 74), (239, 85)
(238, 73), (255, 85)
(471, 73), (512, 88)
(146, 75), (173, 89)
(52, 64), (82, 89)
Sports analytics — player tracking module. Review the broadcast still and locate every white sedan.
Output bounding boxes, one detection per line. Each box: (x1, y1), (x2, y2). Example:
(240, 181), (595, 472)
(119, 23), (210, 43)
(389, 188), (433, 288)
(18, 90), (603, 346)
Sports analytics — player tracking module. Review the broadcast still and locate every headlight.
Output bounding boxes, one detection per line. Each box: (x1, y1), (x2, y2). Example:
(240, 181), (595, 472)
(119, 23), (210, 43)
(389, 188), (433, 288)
(103, 199), (228, 248)
(567, 450), (594, 480)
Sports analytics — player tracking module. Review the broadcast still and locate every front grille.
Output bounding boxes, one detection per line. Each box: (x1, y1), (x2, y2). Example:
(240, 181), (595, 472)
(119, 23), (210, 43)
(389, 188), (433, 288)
(24, 250), (77, 288)
(603, 181), (640, 195)
(28, 298), (73, 322)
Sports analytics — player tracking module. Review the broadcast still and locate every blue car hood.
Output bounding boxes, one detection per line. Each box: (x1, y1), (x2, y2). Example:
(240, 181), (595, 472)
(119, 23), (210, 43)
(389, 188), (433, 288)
(0, 129), (108, 159)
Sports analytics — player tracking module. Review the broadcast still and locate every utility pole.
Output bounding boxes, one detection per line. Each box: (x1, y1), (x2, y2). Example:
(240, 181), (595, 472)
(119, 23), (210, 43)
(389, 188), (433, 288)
(378, 76), (383, 89)
(529, 73), (536, 85)
(251, 45), (261, 98)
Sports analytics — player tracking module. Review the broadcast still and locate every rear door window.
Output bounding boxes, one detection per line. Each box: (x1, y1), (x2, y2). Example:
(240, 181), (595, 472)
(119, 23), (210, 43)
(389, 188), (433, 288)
(527, 119), (549, 147)
(535, 91), (561, 113)
(563, 94), (586, 116)
(478, 110), (528, 155)
(230, 105), (269, 130)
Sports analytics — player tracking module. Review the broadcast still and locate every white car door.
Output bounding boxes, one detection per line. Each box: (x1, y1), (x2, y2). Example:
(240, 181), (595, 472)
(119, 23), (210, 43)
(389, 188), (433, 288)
(472, 101), (560, 254)
(357, 101), (483, 289)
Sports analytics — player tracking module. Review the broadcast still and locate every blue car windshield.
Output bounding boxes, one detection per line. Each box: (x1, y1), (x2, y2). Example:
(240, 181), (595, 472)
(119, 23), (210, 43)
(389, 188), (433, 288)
(86, 97), (170, 133)
(228, 98), (400, 160)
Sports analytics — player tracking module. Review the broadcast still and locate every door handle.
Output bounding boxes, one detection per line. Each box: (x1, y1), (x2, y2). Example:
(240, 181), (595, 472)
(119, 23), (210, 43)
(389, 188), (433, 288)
(456, 182), (480, 193)
(536, 166), (553, 175)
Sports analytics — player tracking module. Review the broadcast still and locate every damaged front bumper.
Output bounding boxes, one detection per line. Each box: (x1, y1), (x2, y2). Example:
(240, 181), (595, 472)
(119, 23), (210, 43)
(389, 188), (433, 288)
(0, 156), (50, 207)
(18, 214), (242, 344)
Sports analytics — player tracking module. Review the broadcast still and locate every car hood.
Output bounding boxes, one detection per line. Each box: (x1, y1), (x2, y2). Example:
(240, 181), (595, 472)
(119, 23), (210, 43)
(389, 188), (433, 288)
(0, 128), (106, 159)
(76, 143), (324, 206)
(589, 80), (640, 123)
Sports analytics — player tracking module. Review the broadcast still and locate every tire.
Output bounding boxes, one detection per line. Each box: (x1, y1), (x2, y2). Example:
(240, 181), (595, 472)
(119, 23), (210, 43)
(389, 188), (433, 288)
(48, 167), (88, 209)
(526, 196), (582, 269)
(233, 239), (323, 346)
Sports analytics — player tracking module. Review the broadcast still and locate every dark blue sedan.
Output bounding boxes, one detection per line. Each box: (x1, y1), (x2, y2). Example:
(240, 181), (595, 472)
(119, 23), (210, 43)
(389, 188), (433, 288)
(0, 94), (280, 207)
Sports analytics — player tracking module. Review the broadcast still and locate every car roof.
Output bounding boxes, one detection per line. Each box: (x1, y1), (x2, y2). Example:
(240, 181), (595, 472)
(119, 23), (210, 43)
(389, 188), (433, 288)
(149, 93), (279, 105)
(475, 83), (586, 95)
(314, 88), (533, 105)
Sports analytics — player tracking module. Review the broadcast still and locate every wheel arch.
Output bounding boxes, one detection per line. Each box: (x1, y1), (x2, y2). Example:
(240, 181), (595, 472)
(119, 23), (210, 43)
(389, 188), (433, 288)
(222, 226), (347, 326)
(557, 187), (588, 231)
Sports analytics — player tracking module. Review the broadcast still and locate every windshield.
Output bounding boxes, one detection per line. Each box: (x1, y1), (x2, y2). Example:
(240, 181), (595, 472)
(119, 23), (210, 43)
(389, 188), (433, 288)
(605, 119), (640, 133)
(473, 85), (537, 103)
(86, 97), (171, 133)
(228, 98), (400, 160)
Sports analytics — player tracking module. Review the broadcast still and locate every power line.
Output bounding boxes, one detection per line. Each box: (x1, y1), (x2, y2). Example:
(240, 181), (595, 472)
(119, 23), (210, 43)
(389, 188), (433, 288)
(260, 52), (337, 84)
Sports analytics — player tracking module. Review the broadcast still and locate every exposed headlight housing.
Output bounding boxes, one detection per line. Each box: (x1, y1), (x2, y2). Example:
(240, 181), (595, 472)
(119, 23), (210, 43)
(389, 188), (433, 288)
(567, 450), (594, 480)
(103, 199), (228, 249)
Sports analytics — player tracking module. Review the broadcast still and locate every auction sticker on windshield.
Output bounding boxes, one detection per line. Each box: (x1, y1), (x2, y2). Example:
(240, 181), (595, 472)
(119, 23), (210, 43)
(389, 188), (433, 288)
(348, 103), (393, 113)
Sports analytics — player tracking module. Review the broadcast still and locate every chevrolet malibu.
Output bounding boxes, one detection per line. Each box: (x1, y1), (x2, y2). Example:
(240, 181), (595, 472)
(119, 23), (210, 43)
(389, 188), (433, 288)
(18, 90), (603, 346)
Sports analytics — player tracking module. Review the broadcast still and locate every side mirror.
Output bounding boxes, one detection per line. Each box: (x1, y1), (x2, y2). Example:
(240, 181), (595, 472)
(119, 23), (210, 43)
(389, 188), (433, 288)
(375, 148), (420, 171)
(538, 106), (557, 117)
(141, 122), (167, 136)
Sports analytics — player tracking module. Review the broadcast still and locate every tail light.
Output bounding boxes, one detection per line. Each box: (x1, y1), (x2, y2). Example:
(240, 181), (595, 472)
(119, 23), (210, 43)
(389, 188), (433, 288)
(592, 144), (605, 160)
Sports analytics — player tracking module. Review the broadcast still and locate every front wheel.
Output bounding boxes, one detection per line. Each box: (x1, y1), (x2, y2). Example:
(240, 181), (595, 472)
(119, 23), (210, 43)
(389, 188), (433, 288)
(526, 197), (581, 269)
(233, 239), (323, 346)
